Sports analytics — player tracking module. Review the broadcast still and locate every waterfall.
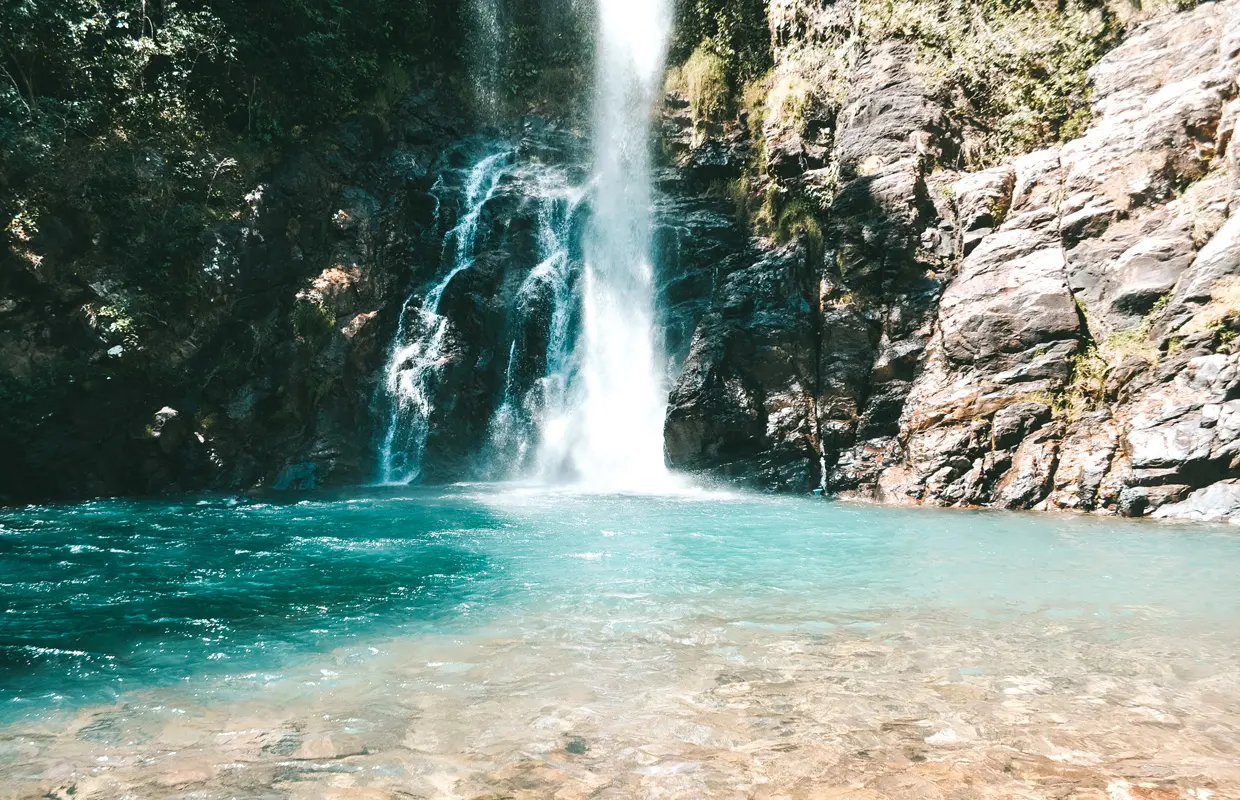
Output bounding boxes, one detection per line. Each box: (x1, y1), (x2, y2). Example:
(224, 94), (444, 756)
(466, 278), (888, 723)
(377, 150), (511, 485)
(565, 0), (673, 489)
(491, 181), (582, 477)
(376, 0), (677, 491)
(469, 0), (506, 120)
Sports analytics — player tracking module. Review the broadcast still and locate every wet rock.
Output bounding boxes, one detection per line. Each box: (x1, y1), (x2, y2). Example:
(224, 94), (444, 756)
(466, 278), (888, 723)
(1059, 1), (1240, 335)
(834, 42), (951, 179)
(829, 165), (932, 284)
(150, 406), (188, 455)
(1043, 414), (1120, 511)
(1119, 484), (1194, 517)
(991, 403), (1052, 450)
(664, 244), (819, 491)
(952, 166), (1015, 256)
(292, 733), (366, 760)
(993, 424), (1062, 509)
(274, 462), (319, 491)
(1165, 211), (1240, 335)
(938, 218), (1078, 367)
(1152, 478), (1240, 522)
(827, 436), (903, 495)
(683, 135), (748, 185)
(1121, 354), (1240, 489)
(817, 299), (880, 448)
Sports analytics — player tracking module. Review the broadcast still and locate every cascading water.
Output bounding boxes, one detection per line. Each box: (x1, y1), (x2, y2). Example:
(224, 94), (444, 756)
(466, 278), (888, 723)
(377, 0), (677, 490)
(377, 150), (511, 484)
(488, 181), (583, 474)
(561, 0), (674, 489)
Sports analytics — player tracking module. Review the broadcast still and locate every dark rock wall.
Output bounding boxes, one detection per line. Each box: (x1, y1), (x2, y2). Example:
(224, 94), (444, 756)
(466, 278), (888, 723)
(0, 94), (465, 503)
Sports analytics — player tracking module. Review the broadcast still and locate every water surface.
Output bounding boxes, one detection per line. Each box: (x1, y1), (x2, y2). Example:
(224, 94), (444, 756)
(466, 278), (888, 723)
(2, 487), (1238, 798)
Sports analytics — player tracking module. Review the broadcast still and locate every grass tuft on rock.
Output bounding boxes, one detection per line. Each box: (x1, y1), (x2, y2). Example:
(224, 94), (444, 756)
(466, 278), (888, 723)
(674, 45), (730, 128)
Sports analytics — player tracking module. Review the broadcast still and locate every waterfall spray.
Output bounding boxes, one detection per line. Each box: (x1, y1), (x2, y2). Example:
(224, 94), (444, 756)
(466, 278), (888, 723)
(377, 0), (678, 491)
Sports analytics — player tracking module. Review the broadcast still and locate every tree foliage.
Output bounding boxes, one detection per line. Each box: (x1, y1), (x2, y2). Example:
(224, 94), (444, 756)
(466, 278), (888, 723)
(0, 0), (470, 337)
(669, 0), (772, 90)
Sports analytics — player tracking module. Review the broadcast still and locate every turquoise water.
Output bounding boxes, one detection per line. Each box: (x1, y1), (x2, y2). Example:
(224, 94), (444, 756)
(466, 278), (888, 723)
(3, 485), (1239, 723)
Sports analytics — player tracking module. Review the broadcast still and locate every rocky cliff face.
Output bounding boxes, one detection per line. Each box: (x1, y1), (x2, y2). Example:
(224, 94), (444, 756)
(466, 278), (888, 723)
(0, 93), (468, 502)
(664, 0), (1240, 523)
(8, 0), (1240, 524)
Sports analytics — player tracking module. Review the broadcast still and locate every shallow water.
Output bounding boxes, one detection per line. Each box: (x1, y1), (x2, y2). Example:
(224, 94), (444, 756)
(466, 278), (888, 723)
(2, 487), (1239, 799)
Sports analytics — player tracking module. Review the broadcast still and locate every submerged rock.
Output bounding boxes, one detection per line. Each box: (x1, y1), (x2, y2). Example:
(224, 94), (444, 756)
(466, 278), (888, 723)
(274, 462), (319, 491)
(292, 733), (366, 760)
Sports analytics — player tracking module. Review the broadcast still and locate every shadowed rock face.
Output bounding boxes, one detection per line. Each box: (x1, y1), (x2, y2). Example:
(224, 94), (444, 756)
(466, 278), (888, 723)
(663, 242), (820, 490)
(0, 100), (463, 503)
(662, 0), (1240, 521)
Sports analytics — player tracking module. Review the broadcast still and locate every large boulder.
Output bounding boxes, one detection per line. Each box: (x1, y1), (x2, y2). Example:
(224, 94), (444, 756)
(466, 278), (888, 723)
(664, 245), (820, 490)
(1152, 479), (1240, 523)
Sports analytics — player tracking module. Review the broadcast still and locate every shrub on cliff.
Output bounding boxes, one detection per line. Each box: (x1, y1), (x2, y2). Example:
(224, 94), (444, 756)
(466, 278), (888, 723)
(667, 45), (730, 128)
(859, 0), (1124, 167)
(669, 0), (773, 92)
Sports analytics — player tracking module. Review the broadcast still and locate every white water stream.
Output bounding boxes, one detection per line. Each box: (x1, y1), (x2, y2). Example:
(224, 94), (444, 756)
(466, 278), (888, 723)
(377, 150), (511, 484)
(551, 0), (673, 490)
(378, 0), (675, 490)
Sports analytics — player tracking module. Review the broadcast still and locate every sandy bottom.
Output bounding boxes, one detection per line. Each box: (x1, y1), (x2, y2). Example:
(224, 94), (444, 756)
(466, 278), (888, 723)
(3, 608), (1238, 800)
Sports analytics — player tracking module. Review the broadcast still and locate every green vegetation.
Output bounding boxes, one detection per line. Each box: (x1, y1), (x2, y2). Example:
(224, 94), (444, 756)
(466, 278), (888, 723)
(291, 296), (337, 352)
(669, 0), (773, 90)
(765, 44), (850, 137)
(857, 0), (1136, 168)
(1055, 293), (1174, 419)
(2, 0), (594, 362)
(671, 0), (1161, 250)
(2, 0), (466, 342)
(740, 71), (772, 139)
(766, 71), (815, 136)
(718, 173), (826, 255)
(667, 45), (730, 128)
(1054, 344), (1108, 420)
(1, 1), (463, 150)
(774, 196), (824, 254)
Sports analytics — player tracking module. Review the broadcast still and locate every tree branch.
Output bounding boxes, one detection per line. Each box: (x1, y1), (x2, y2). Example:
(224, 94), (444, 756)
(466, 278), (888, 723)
(0, 62), (30, 114)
